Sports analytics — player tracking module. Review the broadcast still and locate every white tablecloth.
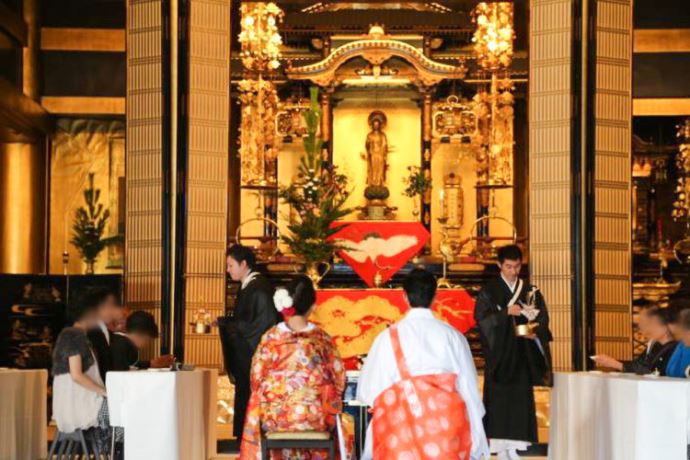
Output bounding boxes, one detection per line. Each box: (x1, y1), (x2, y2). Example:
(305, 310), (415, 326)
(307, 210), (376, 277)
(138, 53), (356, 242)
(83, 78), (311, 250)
(107, 368), (217, 460)
(0, 368), (47, 460)
(549, 371), (690, 460)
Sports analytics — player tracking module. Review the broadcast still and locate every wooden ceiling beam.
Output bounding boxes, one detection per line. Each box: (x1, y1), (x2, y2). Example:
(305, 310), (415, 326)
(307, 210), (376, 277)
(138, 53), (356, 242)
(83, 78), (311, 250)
(0, 2), (27, 45)
(0, 78), (52, 140)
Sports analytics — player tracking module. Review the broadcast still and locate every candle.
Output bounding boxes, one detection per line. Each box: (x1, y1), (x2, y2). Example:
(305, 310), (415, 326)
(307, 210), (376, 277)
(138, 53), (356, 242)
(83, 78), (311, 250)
(439, 190), (446, 218)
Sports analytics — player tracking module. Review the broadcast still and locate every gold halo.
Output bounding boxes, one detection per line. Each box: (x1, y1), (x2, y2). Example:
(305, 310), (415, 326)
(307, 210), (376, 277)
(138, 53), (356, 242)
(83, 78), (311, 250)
(368, 110), (387, 128)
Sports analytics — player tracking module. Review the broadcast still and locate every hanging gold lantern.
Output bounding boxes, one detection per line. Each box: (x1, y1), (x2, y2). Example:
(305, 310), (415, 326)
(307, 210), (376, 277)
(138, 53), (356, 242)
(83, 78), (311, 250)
(472, 2), (515, 71)
(238, 2), (284, 73)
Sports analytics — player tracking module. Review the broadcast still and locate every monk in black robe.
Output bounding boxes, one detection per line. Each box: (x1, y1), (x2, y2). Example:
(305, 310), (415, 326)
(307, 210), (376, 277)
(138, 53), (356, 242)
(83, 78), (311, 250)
(219, 245), (279, 439)
(474, 244), (552, 460)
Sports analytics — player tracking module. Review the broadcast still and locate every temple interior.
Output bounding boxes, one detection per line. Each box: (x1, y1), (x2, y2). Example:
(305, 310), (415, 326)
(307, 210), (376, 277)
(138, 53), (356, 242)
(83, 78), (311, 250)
(2, 0), (690, 458)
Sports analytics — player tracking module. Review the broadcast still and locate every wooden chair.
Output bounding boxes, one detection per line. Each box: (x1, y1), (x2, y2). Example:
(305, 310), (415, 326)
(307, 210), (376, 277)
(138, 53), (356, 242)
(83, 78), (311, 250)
(47, 428), (105, 459)
(261, 430), (336, 460)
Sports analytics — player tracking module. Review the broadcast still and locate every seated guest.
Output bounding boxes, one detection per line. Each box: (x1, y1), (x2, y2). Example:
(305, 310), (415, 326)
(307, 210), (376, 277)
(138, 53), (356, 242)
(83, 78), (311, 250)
(239, 275), (347, 459)
(52, 289), (111, 451)
(357, 268), (489, 460)
(668, 305), (690, 378)
(592, 304), (677, 375)
(87, 288), (124, 382)
(110, 311), (174, 371)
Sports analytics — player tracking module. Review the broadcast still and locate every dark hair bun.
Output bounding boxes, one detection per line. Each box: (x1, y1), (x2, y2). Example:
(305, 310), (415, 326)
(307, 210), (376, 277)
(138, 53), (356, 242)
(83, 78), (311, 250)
(287, 275), (316, 316)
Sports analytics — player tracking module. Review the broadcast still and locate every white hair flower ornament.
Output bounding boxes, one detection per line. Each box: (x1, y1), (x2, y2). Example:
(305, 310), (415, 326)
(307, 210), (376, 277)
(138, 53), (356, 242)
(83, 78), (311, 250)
(273, 288), (296, 318)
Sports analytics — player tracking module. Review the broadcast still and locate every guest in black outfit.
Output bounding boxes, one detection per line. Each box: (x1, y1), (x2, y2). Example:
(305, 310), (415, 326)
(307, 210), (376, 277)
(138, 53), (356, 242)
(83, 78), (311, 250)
(86, 289), (123, 382)
(110, 311), (173, 371)
(593, 304), (677, 375)
(219, 244), (279, 439)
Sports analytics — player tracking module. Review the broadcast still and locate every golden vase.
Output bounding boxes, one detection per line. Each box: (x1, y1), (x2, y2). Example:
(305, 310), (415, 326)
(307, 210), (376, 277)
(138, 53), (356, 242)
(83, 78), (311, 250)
(304, 261), (331, 287)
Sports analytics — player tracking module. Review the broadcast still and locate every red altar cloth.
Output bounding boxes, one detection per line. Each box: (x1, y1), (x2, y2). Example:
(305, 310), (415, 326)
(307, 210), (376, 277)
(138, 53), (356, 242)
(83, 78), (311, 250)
(311, 288), (475, 368)
(329, 221), (430, 288)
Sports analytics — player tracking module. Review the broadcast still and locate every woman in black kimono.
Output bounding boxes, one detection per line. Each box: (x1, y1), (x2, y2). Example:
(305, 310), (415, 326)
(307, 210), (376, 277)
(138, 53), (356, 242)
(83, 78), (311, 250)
(474, 245), (552, 460)
(593, 305), (677, 375)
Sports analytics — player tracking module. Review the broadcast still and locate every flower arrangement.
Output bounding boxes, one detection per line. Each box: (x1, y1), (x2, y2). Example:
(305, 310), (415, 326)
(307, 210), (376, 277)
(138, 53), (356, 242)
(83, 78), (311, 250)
(70, 173), (121, 273)
(278, 87), (352, 264)
(402, 166), (432, 198)
(191, 309), (213, 334)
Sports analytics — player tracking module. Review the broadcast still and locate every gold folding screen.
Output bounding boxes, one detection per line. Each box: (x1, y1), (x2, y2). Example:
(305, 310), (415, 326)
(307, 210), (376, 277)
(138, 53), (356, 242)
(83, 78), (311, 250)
(529, 0), (575, 371)
(125, 0), (165, 349)
(592, 0), (632, 360)
(183, 0), (230, 368)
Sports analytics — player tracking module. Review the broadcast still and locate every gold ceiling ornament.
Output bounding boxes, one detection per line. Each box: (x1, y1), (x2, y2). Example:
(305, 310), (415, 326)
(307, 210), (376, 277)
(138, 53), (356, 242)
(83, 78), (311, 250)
(238, 78), (280, 186)
(238, 2), (284, 72)
(472, 2), (515, 71)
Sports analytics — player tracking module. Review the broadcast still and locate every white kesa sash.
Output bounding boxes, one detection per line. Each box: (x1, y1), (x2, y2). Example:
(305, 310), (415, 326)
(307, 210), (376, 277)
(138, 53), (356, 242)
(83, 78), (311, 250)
(497, 278), (523, 311)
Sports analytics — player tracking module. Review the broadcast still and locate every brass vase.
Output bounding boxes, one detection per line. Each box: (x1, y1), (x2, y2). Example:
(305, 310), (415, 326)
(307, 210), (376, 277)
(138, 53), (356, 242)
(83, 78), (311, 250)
(304, 261), (330, 287)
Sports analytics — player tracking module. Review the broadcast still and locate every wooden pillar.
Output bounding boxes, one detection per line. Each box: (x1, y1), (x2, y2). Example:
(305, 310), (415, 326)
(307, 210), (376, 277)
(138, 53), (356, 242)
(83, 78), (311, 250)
(590, 0), (633, 360)
(179, 0), (231, 367)
(530, 0), (633, 370)
(125, 0), (169, 352)
(529, 0), (577, 371)
(0, 0), (47, 275)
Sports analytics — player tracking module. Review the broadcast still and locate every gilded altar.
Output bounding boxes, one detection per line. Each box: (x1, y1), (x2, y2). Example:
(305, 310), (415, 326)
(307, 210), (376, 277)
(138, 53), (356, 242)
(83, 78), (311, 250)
(236, 21), (520, 262)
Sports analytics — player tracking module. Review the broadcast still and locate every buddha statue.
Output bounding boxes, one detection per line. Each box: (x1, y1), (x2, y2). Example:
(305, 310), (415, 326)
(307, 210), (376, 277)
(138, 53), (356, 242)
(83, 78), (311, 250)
(365, 111), (388, 188)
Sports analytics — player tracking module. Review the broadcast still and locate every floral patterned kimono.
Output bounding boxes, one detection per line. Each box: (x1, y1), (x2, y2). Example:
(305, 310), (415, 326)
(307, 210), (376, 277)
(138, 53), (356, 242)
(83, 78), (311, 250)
(239, 322), (348, 460)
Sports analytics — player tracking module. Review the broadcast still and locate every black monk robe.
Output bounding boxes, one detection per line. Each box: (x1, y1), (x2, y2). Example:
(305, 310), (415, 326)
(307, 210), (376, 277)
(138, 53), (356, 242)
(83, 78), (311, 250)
(218, 273), (279, 438)
(474, 277), (553, 444)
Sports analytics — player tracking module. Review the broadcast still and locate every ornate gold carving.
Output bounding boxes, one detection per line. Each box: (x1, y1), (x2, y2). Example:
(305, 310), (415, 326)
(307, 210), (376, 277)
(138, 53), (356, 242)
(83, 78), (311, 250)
(673, 120), (690, 222)
(238, 78), (279, 186)
(286, 28), (466, 87)
(432, 95), (478, 144)
(238, 2), (283, 72)
(275, 98), (312, 139)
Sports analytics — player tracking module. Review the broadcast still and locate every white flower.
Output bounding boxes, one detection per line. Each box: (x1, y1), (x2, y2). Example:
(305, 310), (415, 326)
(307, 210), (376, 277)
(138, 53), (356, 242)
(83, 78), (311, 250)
(273, 288), (293, 312)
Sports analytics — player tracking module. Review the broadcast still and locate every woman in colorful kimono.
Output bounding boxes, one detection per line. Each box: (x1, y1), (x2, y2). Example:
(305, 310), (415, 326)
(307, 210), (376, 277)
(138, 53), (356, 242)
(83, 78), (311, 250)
(239, 275), (347, 459)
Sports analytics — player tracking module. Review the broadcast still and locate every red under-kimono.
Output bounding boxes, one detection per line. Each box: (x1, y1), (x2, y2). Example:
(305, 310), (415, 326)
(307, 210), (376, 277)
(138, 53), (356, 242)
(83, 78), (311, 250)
(239, 322), (349, 460)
